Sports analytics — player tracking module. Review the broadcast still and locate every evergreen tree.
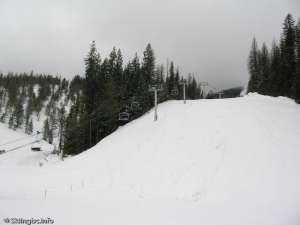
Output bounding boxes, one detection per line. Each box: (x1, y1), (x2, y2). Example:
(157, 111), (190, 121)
(189, 76), (198, 99)
(49, 108), (58, 134)
(58, 105), (66, 156)
(258, 43), (271, 94)
(8, 114), (14, 129)
(25, 97), (34, 129)
(186, 74), (193, 99)
(269, 41), (282, 96)
(84, 41), (101, 115)
(247, 38), (261, 93)
(142, 44), (156, 85)
(127, 53), (148, 109)
(25, 119), (33, 134)
(43, 118), (50, 142)
(14, 96), (25, 129)
(131, 53), (141, 97)
(109, 47), (117, 73)
(111, 48), (123, 101)
(48, 129), (53, 144)
(174, 68), (180, 99)
(116, 49), (123, 79)
(63, 102), (80, 155)
(142, 44), (156, 108)
(101, 58), (111, 81)
(0, 113), (6, 123)
(168, 62), (175, 94)
(84, 41), (101, 149)
(280, 14), (296, 97)
(97, 75), (119, 138)
(293, 19), (300, 102)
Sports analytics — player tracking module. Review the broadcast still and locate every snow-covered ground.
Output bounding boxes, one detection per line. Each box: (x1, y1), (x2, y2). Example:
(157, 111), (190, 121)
(0, 124), (55, 168)
(1, 93), (300, 225)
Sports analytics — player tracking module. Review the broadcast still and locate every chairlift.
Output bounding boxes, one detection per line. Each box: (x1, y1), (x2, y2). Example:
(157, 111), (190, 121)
(118, 112), (130, 121)
(171, 88), (179, 96)
(119, 104), (131, 121)
(31, 142), (41, 152)
(130, 101), (142, 112)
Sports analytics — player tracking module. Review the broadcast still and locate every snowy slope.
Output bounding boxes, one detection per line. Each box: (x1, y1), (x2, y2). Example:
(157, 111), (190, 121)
(1, 94), (300, 225)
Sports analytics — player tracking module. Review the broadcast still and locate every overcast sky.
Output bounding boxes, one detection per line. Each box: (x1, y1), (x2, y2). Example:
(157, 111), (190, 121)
(0, 0), (299, 89)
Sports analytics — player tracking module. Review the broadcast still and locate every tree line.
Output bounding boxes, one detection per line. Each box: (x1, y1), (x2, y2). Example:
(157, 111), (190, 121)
(247, 14), (300, 102)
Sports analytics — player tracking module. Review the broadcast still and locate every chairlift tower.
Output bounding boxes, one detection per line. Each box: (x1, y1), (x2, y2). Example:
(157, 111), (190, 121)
(218, 91), (224, 99)
(199, 82), (208, 98)
(149, 85), (163, 121)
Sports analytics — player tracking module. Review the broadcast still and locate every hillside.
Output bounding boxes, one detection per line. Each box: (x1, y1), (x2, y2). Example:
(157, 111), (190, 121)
(1, 94), (300, 225)
(0, 74), (75, 148)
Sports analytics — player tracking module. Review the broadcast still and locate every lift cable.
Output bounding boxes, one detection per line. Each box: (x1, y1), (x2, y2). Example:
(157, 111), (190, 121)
(0, 135), (36, 147)
(6, 140), (39, 153)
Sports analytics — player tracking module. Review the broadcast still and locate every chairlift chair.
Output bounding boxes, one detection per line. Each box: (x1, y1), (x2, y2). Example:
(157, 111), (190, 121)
(171, 88), (179, 96)
(118, 112), (130, 121)
(31, 142), (41, 152)
(118, 103), (131, 121)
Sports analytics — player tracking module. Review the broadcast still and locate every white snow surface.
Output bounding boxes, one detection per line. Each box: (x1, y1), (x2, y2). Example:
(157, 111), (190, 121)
(1, 93), (300, 225)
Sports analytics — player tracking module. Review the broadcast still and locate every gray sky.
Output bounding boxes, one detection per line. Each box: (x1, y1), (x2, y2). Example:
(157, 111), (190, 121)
(0, 0), (299, 89)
